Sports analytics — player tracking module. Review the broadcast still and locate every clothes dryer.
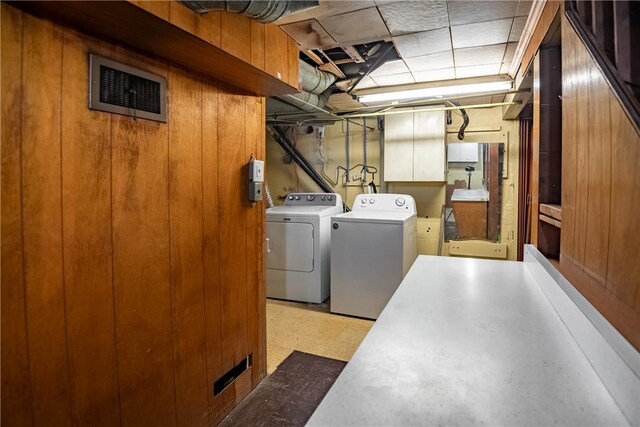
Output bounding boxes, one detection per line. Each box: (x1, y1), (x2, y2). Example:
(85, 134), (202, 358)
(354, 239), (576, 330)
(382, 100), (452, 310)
(266, 193), (343, 303)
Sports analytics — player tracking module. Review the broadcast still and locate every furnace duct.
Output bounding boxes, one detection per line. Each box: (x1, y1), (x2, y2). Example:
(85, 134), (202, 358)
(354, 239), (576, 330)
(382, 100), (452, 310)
(182, 0), (319, 23)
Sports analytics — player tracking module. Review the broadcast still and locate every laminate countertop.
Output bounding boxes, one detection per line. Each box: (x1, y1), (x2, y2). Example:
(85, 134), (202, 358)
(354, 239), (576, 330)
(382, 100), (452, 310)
(308, 255), (629, 426)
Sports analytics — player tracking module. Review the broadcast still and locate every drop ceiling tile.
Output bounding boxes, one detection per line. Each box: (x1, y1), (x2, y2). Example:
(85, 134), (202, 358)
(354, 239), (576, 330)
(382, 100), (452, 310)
(318, 7), (389, 45)
(412, 67), (456, 82)
(393, 28), (452, 58)
(276, 1), (376, 25)
(509, 16), (527, 41)
(455, 63), (501, 79)
(451, 18), (513, 49)
(355, 76), (378, 89)
(454, 44), (506, 67)
(448, 0), (518, 26)
(280, 19), (336, 49)
(405, 51), (454, 72)
(379, 1), (448, 36)
(371, 72), (416, 86)
(503, 42), (517, 62)
(371, 59), (410, 76)
(516, 0), (533, 16)
(499, 62), (511, 74)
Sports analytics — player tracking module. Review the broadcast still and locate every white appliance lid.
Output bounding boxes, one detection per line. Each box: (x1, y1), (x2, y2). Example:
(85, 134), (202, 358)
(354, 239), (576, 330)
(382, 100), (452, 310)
(332, 211), (416, 225)
(267, 205), (343, 217)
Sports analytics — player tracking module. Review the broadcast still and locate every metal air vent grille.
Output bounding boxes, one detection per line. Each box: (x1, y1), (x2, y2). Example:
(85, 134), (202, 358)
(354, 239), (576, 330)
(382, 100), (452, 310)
(89, 54), (166, 122)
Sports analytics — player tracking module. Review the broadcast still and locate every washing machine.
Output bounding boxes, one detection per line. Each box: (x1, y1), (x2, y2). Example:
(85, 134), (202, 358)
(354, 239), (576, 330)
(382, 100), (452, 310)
(266, 193), (343, 303)
(330, 194), (417, 319)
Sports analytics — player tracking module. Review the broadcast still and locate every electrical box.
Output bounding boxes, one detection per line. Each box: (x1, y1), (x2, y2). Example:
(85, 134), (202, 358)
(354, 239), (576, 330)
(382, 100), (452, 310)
(249, 182), (263, 202)
(249, 159), (264, 182)
(248, 159), (264, 202)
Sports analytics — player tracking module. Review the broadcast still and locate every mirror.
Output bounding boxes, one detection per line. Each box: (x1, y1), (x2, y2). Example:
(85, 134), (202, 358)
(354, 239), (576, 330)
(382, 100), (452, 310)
(444, 143), (504, 242)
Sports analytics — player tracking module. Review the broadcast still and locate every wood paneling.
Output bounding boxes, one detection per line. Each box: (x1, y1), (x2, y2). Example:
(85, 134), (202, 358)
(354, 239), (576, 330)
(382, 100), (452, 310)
(520, 0), (561, 77)
(7, 1), (297, 97)
(265, 24), (290, 83)
(167, 65), (209, 426)
(250, 21), (266, 71)
(111, 61), (176, 426)
(245, 96), (266, 389)
(1, 6), (267, 425)
(60, 30), (121, 426)
(607, 95), (640, 312)
(1, 6), (33, 426)
(21, 14), (70, 425)
(221, 12), (252, 64)
(217, 89), (249, 372)
(560, 15), (640, 349)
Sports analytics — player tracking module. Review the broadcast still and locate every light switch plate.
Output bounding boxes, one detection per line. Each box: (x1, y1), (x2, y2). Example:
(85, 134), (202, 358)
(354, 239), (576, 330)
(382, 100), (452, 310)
(249, 159), (264, 182)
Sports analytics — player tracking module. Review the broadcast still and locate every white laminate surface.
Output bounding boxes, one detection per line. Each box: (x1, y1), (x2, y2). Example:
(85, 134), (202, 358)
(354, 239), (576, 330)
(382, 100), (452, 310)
(451, 188), (489, 201)
(308, 256), (629, 426)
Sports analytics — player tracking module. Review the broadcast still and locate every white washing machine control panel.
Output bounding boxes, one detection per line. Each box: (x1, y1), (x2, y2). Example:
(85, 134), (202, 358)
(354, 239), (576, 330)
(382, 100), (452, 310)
(353, 194), (416, 214)
(284, 193), (343, 207)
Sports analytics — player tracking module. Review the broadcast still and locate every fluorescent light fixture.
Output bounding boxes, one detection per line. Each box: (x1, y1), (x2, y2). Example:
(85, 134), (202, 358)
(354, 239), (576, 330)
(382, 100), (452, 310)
(358, 81), (512, 103)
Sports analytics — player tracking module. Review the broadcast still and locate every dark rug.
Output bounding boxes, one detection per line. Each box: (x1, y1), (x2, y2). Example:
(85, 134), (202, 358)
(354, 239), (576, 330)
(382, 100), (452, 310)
(219, 351), (346, 427)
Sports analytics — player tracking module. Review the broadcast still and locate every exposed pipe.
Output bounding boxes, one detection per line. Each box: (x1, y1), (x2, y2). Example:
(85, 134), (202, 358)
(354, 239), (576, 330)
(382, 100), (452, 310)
(445, 101), (469, 140)
(341, 101), (520, 118)
(362, 117), (367, 183)
(345, 120), (350, 183)
(182, 0), (318, 23)
(268, 125), (333, 193)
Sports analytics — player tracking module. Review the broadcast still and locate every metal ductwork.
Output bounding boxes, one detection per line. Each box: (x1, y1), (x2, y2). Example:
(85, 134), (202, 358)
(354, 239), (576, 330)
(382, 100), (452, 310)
(267, 60), (337, 115)
(182, 0), (319, 23)
(299, 60), (336, 95)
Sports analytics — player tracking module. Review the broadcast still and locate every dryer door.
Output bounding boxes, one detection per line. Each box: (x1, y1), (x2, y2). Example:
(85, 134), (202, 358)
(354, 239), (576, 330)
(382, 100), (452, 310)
(266, 222), (314, 272)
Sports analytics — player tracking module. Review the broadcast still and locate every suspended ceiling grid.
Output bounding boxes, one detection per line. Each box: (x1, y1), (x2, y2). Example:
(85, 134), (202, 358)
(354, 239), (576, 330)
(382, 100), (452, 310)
(276, 0), (532, 91)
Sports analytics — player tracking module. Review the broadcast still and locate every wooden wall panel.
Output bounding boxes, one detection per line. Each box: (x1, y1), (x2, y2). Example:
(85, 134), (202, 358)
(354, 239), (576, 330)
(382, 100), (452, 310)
(110, 54), (176, 425)
(530, 54), (541, 246)
(167, 65), (209, 427)
(20, 15), (71, 425)
(60, 31), (121, 426)
(288, 38), (300, 90)
(583, 64), (611, 284)
(1, 7), (267, 424)
(561, 25), (577, 262)
(571, 35), (591, 266)
(265, 25), (289, 83)
(560, 16), (640, 349)
(169, 0), (196, 34)
(245, 96), (266, 389)
(607, 98), (640, 313)
(217, 88), (249, 372)
(130, 0), (170, 20)
(221, 13), (252, 64)
(195, 11), (222, 47)
(0, 6), (33, 426)
(250, 21), (266, 71)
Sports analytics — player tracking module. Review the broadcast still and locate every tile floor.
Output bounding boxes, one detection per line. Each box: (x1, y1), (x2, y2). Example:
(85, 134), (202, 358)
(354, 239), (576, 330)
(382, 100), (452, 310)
(266, 298), (374, 374)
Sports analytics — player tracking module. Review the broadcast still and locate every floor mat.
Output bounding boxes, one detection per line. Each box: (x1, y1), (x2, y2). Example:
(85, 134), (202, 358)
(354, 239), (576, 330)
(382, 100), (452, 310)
(219, 351), (346, 426)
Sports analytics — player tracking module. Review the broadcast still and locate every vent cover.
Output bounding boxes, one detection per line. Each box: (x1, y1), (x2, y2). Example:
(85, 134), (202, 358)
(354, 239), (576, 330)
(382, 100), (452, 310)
(89, 54), (166, 122)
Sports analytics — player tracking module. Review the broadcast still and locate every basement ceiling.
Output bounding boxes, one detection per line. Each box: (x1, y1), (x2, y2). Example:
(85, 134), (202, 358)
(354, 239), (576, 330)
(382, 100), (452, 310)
(276, 0), (531, 89)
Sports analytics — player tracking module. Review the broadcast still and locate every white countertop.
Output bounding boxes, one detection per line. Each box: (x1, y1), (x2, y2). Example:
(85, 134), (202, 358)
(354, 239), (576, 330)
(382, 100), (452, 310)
(308, 256), (629, 426)
(452, 188), (489, 201)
